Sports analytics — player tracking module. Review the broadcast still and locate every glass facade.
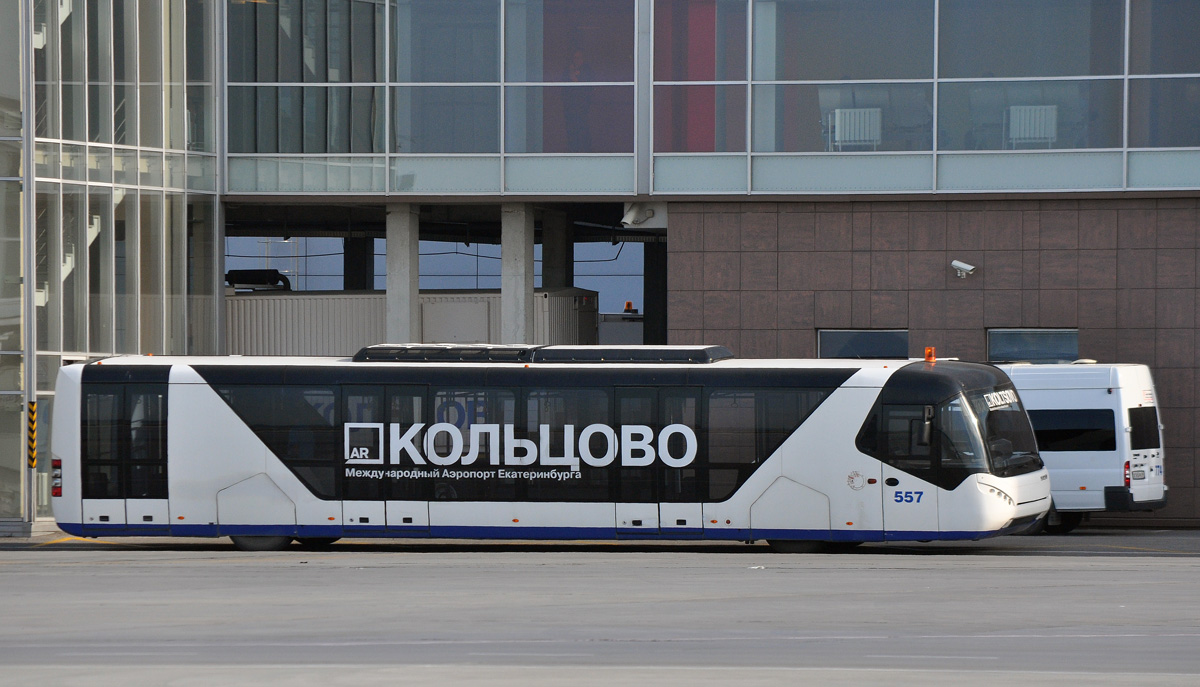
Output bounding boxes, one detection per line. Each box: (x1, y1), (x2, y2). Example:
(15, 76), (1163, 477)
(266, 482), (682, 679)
(219, 0), (1200, 194)
(16, 0), (222, 523)
(2, 0), (26, 522)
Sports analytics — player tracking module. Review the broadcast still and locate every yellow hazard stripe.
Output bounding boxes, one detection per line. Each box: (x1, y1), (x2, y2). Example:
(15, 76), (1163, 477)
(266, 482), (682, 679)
(26, 401), (36, 469)
(34, 536), (130, 547)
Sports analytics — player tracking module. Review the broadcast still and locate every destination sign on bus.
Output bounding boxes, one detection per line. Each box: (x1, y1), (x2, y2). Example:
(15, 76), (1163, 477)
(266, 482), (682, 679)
(344, 422), (698, 471)
(983, 389), (1020, 410)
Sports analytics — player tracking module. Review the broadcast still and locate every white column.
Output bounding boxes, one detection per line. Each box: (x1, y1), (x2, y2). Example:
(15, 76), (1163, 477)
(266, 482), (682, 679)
(385, 204), (420, 343)
(501, 203), (535, 344)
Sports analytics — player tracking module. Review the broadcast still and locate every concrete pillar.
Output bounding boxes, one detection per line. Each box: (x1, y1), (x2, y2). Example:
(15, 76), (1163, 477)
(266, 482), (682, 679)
(385, 204), (420, 343)
(541, 209), (572, 290)
(343, 237), (374, 291)
(501, 203), (535, 343)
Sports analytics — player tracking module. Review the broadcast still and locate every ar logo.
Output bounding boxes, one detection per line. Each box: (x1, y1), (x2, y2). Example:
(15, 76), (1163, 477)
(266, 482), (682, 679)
(345, 423), (384, 465)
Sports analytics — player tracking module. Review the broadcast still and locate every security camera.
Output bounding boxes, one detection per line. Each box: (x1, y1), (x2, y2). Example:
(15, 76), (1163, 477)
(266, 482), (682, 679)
(621, 203), (654, 227)
(951, 260), (976, 278)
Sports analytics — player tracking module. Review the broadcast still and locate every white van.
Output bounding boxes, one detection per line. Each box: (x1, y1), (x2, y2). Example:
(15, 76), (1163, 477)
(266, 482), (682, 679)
(995, 362), (1168, 533)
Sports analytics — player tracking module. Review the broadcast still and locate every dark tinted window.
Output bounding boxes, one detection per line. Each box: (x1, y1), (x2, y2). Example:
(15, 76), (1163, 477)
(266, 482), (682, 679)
(217, 385), (341, 499)
(819, 330), (908, 359)
(1129, 407), (1161, 450)
(707, 388), (831, 500)
(616, 389), (657, 502)
(525, 388), (612, 502)
(940, 0), (1123, 78)
(344, 386), (387, 501)
(1027, 409), (1116, 452)
(209, 376), (839, 505)
(387, 386), (429, 501)
(1131, 0), (1200, 74)
(81, 382), (169, 499)
(988, 329), (1078, 363)
(660, 390), (700, 503)
(857, 395), (1002, 489)
(880, 404), (936, 481)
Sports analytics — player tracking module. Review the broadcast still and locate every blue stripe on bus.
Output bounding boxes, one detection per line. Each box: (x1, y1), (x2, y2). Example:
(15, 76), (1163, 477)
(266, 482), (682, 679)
(55, 522), (1002, 543)
(171, 524), (221, 537)
(431, 526), (616, 540)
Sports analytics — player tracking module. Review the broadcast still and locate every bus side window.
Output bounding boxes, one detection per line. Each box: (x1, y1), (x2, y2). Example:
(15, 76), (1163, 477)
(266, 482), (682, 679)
(661, 390), (699, 503)
(344, 386), (386, 501)
(82, 382), (169, 500)
(388, 386), (430, 501)
(878, 404), (936, 481)
(83, 386), (124, 500)
(525, 388), (611, 502)
(616, 389), (657, 502)
(126, 386), (168, 499)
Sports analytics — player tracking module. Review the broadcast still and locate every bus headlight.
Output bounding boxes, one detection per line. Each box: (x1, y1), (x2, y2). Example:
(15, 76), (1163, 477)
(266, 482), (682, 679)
(979, 482), (1014, 506)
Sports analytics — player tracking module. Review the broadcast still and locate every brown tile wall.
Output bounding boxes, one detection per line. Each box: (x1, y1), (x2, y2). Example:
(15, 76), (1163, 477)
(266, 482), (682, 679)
(666, 198), (1200, 526)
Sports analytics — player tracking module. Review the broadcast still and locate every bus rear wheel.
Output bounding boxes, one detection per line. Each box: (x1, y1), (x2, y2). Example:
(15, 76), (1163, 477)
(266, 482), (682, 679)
(230, 535), (293, 551)
(768, 540), (827, 553)
(768, 540), (863, 553)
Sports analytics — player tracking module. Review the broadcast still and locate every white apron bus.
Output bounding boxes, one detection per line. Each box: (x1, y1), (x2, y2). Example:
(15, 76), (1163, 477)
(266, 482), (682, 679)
(50, 345), (1051, 551)
(996, 362), (1168, 533)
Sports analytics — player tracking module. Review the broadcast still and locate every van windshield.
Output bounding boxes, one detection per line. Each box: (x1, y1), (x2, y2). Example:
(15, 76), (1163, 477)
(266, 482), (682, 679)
(963, 387), (1043, 477)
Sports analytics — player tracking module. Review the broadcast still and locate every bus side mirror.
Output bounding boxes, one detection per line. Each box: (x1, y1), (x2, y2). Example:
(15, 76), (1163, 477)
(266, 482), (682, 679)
(989, 437), (1013, 461)
(918, 405), (934, 446)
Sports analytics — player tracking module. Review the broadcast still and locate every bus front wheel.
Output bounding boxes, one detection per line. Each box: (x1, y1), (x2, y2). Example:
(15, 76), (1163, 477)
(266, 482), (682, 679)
(1043, 511), (1084, 535)
(295, 537), (340, 548)
(230, 536), (293, 552)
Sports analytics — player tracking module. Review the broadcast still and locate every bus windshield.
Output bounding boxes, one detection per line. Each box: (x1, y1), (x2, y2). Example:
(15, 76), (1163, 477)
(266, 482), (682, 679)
(963, 387), (1043, 477)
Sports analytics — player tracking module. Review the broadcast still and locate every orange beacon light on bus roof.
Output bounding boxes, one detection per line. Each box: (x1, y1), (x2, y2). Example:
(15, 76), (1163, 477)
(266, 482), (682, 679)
(925, 347), (936, 362)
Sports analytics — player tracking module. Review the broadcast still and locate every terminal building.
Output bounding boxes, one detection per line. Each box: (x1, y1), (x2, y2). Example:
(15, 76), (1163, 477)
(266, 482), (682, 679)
(3, 0), (1200, 533)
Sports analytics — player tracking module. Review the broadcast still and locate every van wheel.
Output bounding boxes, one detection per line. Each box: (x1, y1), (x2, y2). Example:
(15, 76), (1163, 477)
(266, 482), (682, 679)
(1043, 512), (1083, 535)
(295, 537), (340, 548)
(230, 535), (293, 551)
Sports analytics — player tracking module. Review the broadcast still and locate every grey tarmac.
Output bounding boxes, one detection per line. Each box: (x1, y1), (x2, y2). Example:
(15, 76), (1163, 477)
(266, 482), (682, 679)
(2, 528), (1199, 686)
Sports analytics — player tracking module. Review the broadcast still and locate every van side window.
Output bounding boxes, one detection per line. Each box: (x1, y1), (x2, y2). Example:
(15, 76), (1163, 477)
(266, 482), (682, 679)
(1128, 407), (1161, 450)
(1026, 409), (1116, 452)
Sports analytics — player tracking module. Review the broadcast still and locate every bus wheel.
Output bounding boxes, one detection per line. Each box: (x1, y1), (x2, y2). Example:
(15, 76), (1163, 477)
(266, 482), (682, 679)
(295, 537), (340, 548)
(230, 536), (293, 552)
(767, 540), (827, 554)
(1043, 512), (1084, 535)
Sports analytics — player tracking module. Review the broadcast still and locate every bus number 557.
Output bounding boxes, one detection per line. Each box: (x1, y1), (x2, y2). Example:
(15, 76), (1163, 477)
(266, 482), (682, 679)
(894, 491), (923, 503)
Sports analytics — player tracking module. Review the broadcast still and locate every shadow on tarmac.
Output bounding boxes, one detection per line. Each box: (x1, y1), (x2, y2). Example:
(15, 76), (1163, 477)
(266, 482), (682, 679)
(7, 527), (1200, 557)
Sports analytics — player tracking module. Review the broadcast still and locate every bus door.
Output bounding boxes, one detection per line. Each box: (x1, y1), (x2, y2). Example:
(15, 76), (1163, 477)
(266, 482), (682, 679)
(615, 388), (660, 535)
(661, 388), (703, 536)
(877, 404), (940, 539)
(82, 381), (170, 535)
(366, 385), (431, 536)
(614, 387), (704, 538)
(124, 386), (170, 534)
